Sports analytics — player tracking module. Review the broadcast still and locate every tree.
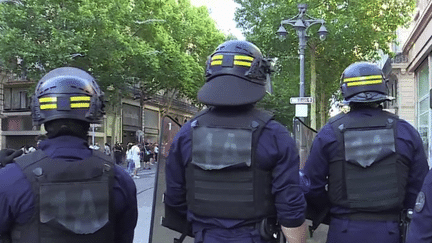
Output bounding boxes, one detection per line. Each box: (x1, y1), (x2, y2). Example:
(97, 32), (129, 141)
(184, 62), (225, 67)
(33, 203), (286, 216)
(234, 0), (415, 129)
(0, 0), (227, 145)
(0, 0), (159, 144)
(128, 0), (225, 116)
(0, 0), (226, 119)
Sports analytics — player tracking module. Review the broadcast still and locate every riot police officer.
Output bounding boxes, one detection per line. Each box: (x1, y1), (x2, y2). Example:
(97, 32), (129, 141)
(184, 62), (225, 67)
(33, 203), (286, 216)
(303, 62), (428, 243)
(406, 169), (432, 242)
(406, 110), (432, 243)
(164, 40), (307, 243)
(0, 67), (138, 243)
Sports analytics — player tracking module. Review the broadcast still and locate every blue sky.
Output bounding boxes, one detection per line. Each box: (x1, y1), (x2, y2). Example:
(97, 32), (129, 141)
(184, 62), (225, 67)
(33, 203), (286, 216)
(190, 0), (245, 40)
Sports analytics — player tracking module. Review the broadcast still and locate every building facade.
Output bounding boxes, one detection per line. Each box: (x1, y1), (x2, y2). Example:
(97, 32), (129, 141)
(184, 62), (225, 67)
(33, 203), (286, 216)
(0, 71), (44, 149)
(0, 71), (198, 150)
(384, 0), (432, 164)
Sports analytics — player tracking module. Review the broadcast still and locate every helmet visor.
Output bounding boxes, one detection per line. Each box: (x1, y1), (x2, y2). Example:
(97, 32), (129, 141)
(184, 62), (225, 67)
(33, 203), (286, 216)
(344, 92), (393, 104)
(197, 75), (266, 106)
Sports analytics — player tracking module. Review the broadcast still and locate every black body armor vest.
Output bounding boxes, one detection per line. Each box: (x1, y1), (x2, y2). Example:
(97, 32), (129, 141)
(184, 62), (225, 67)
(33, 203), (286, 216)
(328, 111), (410, 213)
(186, 108), (276, 219)
(10, 150), (115, 243)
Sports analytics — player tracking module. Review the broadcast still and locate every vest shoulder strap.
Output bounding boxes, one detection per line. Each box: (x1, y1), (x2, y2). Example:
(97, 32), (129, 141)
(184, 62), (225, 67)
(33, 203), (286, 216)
(192, 108), (210, 120)
(15, 150), (47, 171)
(15, 150), (115, 182)
(193, 107), (273, 128)
(329, 110), (398, 133)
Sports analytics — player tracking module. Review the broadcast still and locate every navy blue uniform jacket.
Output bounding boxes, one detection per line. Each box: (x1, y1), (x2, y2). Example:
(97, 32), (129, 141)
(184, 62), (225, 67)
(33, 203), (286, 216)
(303, 108), (428, 242)
(164, 116), (306, 234)
(0, 136), (138, 243)
(406, 168), (432, 243)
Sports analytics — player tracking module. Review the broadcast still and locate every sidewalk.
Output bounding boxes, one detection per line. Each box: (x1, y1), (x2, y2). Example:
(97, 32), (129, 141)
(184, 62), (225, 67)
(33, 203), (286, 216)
(130, 162), (157, 243)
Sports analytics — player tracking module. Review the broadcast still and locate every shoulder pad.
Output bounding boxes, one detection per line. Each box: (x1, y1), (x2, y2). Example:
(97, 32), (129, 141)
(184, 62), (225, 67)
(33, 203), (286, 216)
(328, 112), (346, 124)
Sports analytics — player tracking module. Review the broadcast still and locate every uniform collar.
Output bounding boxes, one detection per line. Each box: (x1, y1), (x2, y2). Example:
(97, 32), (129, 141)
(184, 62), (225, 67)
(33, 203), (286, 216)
(38, 135), (92, 161)
(349, 106), (383, 115)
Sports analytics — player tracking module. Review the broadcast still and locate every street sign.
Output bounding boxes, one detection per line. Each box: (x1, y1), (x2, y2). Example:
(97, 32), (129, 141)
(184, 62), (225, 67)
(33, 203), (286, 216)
(290, 97), (314, 104)
(295, 104), (308, 117)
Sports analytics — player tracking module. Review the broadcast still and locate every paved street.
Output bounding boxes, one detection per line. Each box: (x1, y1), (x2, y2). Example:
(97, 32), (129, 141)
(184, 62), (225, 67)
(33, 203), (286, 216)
(129, 164), (156, 243)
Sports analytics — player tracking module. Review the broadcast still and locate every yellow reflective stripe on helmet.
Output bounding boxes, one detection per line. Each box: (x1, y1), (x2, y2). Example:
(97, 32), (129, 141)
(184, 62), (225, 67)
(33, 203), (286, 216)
(39, 97), (57, 110)
(211, 55), (223, 61)
(210, 60), (223, 66)
(71, 103), (90, 108)
(210, 54), (253, 66)
(39, 97), (57, 103)
(233, 61), (252, 67)
(40, 104), (57, 110)
(70, 96), (90, 109)
(234, 55), (254, 61)
(70, 96), (91, 101)
(344, 75), (382, 82)
(346, 80), (383, 87)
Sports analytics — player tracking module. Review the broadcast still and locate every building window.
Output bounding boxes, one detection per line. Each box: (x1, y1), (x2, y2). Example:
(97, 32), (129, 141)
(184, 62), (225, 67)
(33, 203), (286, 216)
(383, 77), (397, 110)
(4, 88), (11, 110)
(4, 88), (30, 111)
(144, 109), (159, 129)
(1, 116), (33, 131)
(19, 91), (28, 109)
(144, 109), (159, 142)
(417, 61), (429, 155)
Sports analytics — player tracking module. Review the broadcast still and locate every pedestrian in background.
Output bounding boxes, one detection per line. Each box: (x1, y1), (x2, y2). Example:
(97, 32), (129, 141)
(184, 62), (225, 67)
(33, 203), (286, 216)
(90, 142), (100, 150)
(164, 40), (307, 243)
(126, 143), (134, 176)
(138, 144), (149, 170)
(104, 142), (111, 157)
(126, 142), (141, 179)
(113, 142), (123, 165)
(303, 62), (428, 243)
(0, 67), (137, 242)
(149, 142), (155, 165)
(143, 142), (152, 168)
(153, 143), (159, 163)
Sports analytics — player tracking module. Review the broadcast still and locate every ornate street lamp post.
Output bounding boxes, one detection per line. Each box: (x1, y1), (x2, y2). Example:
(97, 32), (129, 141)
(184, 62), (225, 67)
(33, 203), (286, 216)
(277, 3), (328, 98)
(277, 3), (328, 166)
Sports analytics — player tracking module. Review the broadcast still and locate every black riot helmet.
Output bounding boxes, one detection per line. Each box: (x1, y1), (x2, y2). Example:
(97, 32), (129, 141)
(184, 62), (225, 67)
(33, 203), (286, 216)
(31, 67), (105, 126)
(197, 40), (273, 106)
(340, 62), (392, 104)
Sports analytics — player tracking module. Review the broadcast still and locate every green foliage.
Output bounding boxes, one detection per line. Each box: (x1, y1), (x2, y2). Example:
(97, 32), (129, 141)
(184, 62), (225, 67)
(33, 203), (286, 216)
(235, 0), (416, 127)
(0, 0), (225, 108)
(131, 0), (225, 104)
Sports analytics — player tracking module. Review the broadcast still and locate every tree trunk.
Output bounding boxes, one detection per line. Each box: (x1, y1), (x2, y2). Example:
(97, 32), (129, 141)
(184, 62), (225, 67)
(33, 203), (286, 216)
(109, 91), (121, 143)
(161, 89), (178, 118)
(111, 109), (118, 143)
(310, 45), (317, 130)
(320, 90), (326, 128)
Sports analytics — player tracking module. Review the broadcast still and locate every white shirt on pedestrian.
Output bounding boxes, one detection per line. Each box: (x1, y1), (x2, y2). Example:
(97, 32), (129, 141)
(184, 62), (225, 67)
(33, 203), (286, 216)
(127, 145), (141, 169)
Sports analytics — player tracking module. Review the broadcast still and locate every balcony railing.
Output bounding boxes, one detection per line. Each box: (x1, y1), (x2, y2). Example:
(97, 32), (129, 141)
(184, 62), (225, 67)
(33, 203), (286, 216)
(391, 53), (409, 64)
